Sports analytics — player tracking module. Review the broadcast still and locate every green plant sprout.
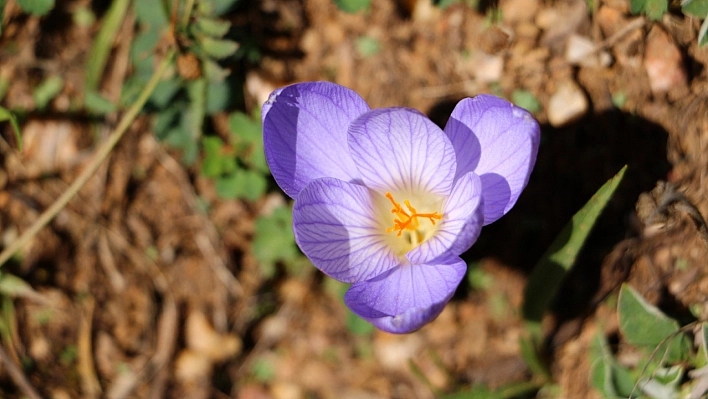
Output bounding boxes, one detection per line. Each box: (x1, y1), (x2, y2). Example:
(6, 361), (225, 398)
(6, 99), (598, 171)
(591, 285), (707, 398)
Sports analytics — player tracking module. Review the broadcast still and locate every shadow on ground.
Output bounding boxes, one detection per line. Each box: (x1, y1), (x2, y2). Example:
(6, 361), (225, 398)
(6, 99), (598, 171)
(428, 100), (671, 321)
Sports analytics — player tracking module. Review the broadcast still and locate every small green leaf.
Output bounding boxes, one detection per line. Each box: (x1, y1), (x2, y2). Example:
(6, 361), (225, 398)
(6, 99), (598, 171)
(356, 36), (381, 57)
(16, 0), (55, 16)
(523, 166), (627, 324)
(134, 0), (168, 27)
(201, 0), (241, 16)
(85, 0), (130, 92)
(206, 80), (235, 114)
(196, 17), (231, 38)
(0, 274), (33, 297)
(253, 206), (299, 269)
(149, 78), (183, 109)
(216, 169), (266, 200)
(511, 90), (541, 114)
(201, 37), (240, 59)
(590, 353), (616, 397)
(201, 136), (226, 177)
(631, 0), (667, 20)
(347, 311), (374, 335)
(251, 358), (275, 382)
(186, 78), (207, 142)
(229, 111), (269, 173)
(682, 0), (708, 17)
(701, 322), (708, 364)
(0, 106), (21, 150)
(32, 75), (64, 109)
(84, 91), (117, 115)
(611, 91), (627, 108)
(203, 59), (231, 83)
(618, 284), (687, 362)
(699, 15), (708, 47)
(333, 0), (371, 13)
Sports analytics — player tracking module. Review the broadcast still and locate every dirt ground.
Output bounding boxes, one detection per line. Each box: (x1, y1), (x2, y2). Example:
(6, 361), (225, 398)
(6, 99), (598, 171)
(0, 0), (707, 398)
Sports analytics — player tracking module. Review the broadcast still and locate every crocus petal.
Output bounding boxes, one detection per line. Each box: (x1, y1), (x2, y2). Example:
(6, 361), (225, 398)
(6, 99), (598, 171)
(344, 255), (466, 334)
(444, 95), (540, 225)
(406, 171), (484, 264)
(348, 108), (456, 197)
(263, 82), (370, 198)
(293, 178), (400, 283)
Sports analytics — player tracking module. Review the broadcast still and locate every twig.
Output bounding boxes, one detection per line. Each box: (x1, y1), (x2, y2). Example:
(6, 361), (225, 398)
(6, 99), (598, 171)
(628, 322), (698, 399)
(0, 48), (177, 268)
(639, 181), (708, 251)
(0, 343), (43, 399)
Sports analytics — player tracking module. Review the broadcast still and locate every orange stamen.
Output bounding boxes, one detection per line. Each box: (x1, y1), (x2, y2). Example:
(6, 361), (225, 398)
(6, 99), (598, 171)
(384, 192), (442, 236)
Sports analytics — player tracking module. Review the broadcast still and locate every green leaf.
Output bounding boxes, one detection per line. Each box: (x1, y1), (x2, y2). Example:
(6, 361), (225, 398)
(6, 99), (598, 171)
(130, 28), (161, 72)
(229, 111), (269, 173)
(347, 311), (374, 335)
(16, 0), (55, 16)
(216, 169), (266, 201)
(84, 91), (117, 115)
(588, 332), (637, 398)
(618, 284), (688, 362)
(85, 0), (130, 92)
(186, 78), (207, 142)
(32, 75), (64, 109)
(631, 0), (667, 20)
(699, 15), (708, 47)
(200, 37), (240, 59)
(682, 0), (708, 17)
(0, 273), (46, 302)
(196, 17), (231, 38)
(201, 136), (226, 177)
(206, 80), (235, 114)
(511, 90), (541, 114)
(333, 0), (372, 13)
(149, 78), (183, 109)
(0, 106), (21, 150)
(356, 36), (381, 57)
(134, 0), (168, 27)
(701, 322), (708, 364)
(203, 59), (231, 83)
(0, 274), (32, 297)
(200, 0), (241, 16)
(253, 206), (299, 269)
(523, 166), (627, 324)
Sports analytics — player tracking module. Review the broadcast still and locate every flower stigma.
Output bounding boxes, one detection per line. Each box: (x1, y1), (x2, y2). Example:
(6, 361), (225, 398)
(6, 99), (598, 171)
(384, 192), (443, 244)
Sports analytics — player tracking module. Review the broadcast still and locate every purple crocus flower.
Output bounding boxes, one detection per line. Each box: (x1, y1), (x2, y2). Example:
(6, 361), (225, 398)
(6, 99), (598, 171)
(262, 82), (539, 334)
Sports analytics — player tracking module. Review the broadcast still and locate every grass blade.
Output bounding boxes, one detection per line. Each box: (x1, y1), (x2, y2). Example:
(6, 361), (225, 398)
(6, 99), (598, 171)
(523, 165), (627, 324)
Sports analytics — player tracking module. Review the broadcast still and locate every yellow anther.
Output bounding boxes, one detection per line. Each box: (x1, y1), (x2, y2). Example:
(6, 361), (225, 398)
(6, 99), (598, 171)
(384, 192), (442, 236)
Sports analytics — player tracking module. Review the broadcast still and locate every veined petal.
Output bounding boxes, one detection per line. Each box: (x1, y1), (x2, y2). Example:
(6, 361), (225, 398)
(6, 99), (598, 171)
(293, 178), (400, 283)
(406, 171), (484, 264)
(444, 95), (540, 225)
(348, 108), (456, 197)
(344, 255), (466, 334)
(263, 82), (370, 198)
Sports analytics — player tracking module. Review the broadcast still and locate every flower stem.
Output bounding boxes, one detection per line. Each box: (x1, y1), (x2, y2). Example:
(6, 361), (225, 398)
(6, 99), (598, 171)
(0, 48), (177, 268)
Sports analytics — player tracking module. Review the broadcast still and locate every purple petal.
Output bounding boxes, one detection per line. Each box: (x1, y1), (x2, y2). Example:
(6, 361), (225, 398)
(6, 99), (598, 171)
(263, 82), (370, 198)
(293, 178), (400, 283)
(444, 95), (540, 225)
(348, 108), (456, 197)
(406, 171), (484, 264)
(344, 255), (466, 334)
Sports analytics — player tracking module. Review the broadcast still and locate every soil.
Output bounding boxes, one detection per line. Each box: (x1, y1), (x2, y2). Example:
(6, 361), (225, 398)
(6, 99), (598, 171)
(0, 0), (707, 398)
